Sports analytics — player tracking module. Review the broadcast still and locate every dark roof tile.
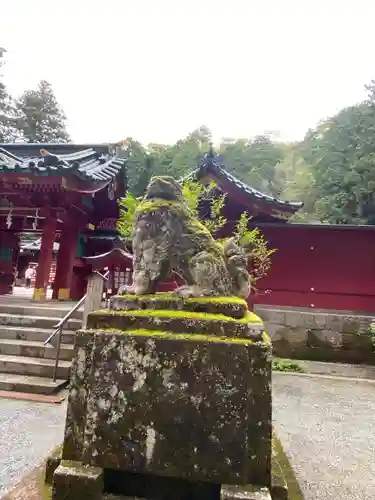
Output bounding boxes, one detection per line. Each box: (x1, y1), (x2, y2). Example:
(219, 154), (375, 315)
(0, 145), (125, 182)
(181, 151), (303, 213)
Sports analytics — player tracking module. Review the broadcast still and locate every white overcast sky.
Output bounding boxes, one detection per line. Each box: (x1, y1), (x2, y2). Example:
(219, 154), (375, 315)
(2, 0), (374, 145)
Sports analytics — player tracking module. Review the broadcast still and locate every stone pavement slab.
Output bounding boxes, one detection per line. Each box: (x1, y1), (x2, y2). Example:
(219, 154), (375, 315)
(273, 372), (375, 500)
(0, 398), (66, 497)
(289, 358), (375, 380)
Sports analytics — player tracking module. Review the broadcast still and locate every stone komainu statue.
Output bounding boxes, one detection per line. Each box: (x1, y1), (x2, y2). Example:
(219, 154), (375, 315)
(132, 176), (251, 299)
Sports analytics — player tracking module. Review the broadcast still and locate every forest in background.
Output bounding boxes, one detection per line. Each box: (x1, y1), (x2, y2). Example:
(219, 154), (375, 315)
(2, 47), (375, 225)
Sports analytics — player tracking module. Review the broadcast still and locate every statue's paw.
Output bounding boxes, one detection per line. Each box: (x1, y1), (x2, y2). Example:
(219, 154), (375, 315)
(118, 284), (135, 295)
(175, 285), (200, 299)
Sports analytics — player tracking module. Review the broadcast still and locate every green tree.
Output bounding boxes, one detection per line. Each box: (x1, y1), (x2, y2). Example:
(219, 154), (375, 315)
(16, 80), (70, 143)
(219, 135), (285, 196)
(275, 143), (317, 221)
(117, 138), (151, 197)
(0, 48), (19, 142)
(151, 126), (212, 179)
(300, 86), (375, 224)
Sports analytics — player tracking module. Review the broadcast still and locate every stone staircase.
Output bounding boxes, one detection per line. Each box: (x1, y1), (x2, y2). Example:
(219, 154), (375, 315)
(0, 298), (82, 394)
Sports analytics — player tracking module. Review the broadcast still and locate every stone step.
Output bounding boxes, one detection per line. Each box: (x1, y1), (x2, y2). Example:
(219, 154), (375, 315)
(0, 338), (74, 361)
(0, 313), (81, 331)
(0, 301), (83, 320)
(0, 325), (75, 344)
(0, 353), (71, 379)
(0, 372), (67, 395)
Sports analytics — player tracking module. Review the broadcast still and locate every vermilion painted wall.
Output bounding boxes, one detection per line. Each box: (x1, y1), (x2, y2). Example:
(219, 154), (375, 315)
(81, 222), (375, 313)
(254, 225), (375, 313)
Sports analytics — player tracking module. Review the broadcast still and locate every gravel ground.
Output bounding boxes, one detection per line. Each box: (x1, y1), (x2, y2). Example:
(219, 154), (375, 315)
(1, 375), (375, 499)
(273, 373), (375, 500)
(0, 398), (66, 497)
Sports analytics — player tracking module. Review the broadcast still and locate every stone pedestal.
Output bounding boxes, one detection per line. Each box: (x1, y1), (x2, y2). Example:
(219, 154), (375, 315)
(49, 293), (272, 500)
(52, 461), (103, 500)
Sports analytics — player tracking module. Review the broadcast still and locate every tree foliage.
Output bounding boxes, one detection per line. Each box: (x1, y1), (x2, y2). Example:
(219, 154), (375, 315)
(299, 89), (375, 224)
(219, 135), (285, 197)
(0, 48), (19, 142)
(119, 77), (375, 226)
(117, 138), (153, 197)
(16, 80), (70, 143)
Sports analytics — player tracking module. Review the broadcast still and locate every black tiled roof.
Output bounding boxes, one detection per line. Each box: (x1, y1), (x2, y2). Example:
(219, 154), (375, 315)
(182, 150), (303, 213)
(0, 143), (125, 182)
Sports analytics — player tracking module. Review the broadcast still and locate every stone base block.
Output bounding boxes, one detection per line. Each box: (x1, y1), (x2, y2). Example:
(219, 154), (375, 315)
(87, 309), (263, 340)
(62, 327), (271, 487)
(45, 455), (62, 485)
(221, 484), (272, 499)
(52, 461), (103, 500)
(80, 330), (271, 485)
(61, 296), (271, 490)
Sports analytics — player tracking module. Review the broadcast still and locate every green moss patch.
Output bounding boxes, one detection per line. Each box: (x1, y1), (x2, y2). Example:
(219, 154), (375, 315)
(92, 308), (262, 324)
(113, 294), (250, 319)
(87, 308), (265, 341)
(187, 296), (247, 306)
(272, 359), (304, 373)
(135, 198), (185, 216)
(87, 327), (267, 346)
(263, 332), (272, 346)
(119, 292), (247, 306)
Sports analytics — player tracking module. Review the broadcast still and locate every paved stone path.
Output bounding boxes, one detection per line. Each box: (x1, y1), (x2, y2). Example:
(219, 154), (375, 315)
(273, 373), (375, 500)
(0, 398), (66, 497)
(1, 374), (375, 498)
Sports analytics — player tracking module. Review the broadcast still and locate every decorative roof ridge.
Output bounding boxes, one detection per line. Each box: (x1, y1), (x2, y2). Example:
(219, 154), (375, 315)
(82, 246), (133, 262)
(215, 163), (303, 209)
(0, 147), (22, 163)
(179, 148), (303, 211)
(0, 144), (126, 182)
(0, 142), (112, 149)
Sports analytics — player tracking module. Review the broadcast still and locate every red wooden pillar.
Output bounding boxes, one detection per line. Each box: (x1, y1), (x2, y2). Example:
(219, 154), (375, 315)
(33, 217), (57, 301)
(53, 223), (79, 300)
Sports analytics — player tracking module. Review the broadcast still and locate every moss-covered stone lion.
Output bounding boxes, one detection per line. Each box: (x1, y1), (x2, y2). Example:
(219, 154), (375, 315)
(132, 176), (251, 299)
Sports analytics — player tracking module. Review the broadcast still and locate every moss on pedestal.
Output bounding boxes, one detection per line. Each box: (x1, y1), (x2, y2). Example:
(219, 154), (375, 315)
(93, 308), (260, 324)
(87, 303), (265, 341)
(83, 327), (270, 346)
(111, 293), (250, 319)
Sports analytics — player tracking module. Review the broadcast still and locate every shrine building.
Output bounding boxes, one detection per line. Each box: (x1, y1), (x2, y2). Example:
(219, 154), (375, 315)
(0, 143), (126, 300)
(186, 151), (375, 313)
